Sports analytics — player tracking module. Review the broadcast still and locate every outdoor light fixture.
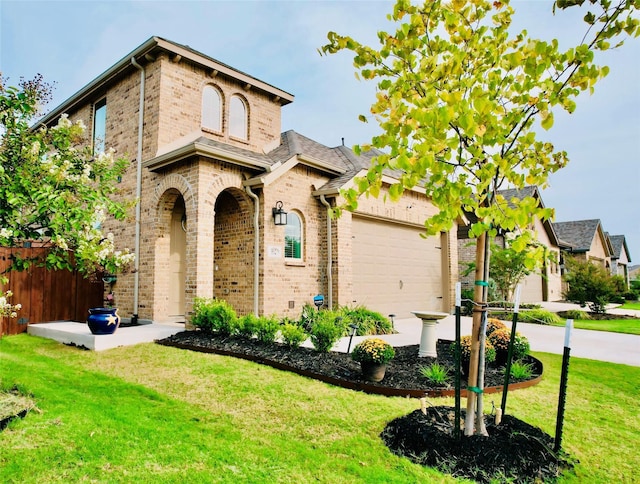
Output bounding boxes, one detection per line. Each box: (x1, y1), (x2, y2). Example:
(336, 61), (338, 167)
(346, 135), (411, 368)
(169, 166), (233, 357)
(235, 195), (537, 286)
(346, 323), (359, 353)
(272, 201), (287, 226)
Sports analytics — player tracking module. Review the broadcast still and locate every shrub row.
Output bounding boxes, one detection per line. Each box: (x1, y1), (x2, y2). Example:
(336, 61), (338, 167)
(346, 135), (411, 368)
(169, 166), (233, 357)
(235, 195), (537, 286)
(190, 298), (392, 353)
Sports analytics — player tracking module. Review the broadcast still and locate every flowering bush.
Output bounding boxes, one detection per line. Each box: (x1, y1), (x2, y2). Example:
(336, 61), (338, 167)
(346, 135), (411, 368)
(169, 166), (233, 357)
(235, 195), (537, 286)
(0, 289), (22, 319)
(488, 328), (511, 352)
(351, 338), (395, 364)
(452, 335), (496, 364)
(486, 318), (507, 336)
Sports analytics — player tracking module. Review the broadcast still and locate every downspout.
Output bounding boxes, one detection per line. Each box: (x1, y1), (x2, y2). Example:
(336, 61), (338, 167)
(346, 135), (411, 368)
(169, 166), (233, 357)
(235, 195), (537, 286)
(245, 186), (260, 315)
(131, 56), (145, 323)
(319, 195), (333, 309)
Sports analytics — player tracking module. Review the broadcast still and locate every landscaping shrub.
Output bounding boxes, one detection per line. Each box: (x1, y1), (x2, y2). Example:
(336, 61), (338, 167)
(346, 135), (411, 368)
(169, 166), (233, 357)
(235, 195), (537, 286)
(562, 309), (592, 320)
(461, 289), (474, 316)
(338, 305), (393, 335)
(192, 297), (237, 334)
(519, 308), (562, 325)
(298, 303), (318, 333)
(486, 318), (507, 336)
(309, 311), (343, 352)
(452, 335), (496, 364)
(351, 338), (395, 364)
(255, 315), (280, 344)
(563, 257), (615, 313)
(237, 313), (260, 339)
(419, 362), (450, 386)
(512, 333), (531, 361)
(488, 328), (510, 353)
(508, 361), (534, 380)
(280, 322), (307, 348)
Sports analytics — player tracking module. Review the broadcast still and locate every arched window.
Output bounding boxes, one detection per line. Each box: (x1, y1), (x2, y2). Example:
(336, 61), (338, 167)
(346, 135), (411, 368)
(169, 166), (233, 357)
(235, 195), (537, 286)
(202, 85), (222, 132)
(285, 212), (302, 260)
(229, 95), (248, 140)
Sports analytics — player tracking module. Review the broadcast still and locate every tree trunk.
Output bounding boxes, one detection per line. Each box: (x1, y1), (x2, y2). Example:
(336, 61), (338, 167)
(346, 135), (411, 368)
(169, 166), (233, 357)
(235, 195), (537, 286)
(475, 235), (491, 436)
(464, 231), (489, 436)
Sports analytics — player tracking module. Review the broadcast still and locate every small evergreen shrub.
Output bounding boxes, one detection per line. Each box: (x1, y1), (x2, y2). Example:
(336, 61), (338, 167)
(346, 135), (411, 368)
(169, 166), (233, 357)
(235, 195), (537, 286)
(280, 322), (307, 348)
(298, 303), (318, 333)
(255, 315), (280, 344)
(309, 311), (343, 352)
(191, 297), (237, 334)
(419, 362), (450, 386)
(461, 289), (474, 316)
(519, 308), (562, 325)
(237, 313), (260, 339)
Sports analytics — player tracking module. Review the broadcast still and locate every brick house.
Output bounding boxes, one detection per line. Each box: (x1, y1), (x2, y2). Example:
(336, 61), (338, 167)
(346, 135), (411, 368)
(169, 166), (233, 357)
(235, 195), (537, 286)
(37, 36), (459, 324)
(457, 186), (563, 303)
(552, 219), (613, 270)
(606, 234), (632, 289)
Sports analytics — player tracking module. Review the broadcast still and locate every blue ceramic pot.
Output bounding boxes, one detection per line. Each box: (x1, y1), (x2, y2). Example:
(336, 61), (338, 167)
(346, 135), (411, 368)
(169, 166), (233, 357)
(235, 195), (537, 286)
(87, 307), (120, 335)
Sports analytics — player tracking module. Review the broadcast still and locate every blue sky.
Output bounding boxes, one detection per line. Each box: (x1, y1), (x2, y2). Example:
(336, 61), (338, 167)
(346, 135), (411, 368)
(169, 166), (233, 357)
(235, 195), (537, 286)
(1, 0), (639, 262)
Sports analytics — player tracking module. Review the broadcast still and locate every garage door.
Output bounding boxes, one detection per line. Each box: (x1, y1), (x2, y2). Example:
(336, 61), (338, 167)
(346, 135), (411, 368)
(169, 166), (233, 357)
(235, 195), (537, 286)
(519, 273), (543, 303)
(352, 217), (445, 318)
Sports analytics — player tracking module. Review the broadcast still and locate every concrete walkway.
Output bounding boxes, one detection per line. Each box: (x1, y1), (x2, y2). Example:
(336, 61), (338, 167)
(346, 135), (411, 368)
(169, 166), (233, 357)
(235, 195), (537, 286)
(331, 312), (640, 367)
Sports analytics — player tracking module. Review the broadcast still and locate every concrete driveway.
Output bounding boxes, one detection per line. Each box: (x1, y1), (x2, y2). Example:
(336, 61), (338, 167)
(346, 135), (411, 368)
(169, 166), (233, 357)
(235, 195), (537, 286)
(333, 305), (640, 367)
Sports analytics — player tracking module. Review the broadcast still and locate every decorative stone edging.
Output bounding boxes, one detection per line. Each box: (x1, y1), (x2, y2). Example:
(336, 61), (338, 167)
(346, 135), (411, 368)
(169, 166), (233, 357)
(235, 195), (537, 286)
(157, 340), (543, 399)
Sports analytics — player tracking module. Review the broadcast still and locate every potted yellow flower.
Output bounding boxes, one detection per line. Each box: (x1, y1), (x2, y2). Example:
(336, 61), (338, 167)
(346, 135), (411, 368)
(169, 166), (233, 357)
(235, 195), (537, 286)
(351, 338), (395, 382)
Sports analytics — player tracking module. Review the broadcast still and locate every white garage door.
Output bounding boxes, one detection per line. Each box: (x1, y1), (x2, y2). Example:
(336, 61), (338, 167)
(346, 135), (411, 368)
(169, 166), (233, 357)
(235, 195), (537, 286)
(519, 273), (543, 303)
(352, 217), (445, 318)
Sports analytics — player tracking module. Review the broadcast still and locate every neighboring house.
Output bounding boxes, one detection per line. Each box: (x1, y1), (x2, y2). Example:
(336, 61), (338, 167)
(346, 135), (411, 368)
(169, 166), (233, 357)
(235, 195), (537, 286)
(552, 219), (613, 271)
(629, 265), (640, 281)
(457, 186), (563, 303)
(607, 234), (632, 289)
(37, 36), (459, 323)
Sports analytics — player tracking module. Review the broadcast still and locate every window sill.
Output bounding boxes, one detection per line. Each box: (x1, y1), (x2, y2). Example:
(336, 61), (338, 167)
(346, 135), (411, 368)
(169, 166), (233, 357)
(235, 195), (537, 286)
(202, 127), (223, 136)
(229, 135), (249, 144)
(285, 260), (305, 267)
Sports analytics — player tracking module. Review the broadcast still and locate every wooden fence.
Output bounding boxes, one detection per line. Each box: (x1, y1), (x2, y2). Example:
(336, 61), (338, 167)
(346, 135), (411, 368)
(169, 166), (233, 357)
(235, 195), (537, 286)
(1, 248), (104, 336)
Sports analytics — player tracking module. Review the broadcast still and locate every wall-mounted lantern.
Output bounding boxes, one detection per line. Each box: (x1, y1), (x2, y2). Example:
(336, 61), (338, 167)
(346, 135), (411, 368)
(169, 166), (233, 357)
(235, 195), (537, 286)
(272, 201), (287, 226)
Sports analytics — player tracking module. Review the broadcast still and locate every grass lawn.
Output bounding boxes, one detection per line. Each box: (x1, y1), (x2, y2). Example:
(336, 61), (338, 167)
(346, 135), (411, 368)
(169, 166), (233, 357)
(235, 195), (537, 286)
(552, 319), (640, 335)
(620, 301), (640, 310)
(1, 334), (639, 483)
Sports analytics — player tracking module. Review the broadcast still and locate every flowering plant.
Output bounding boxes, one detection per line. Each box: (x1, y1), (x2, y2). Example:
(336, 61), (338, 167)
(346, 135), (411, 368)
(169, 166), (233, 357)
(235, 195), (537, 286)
(351, 338), (395, 364)
(0, 289), (22, 319)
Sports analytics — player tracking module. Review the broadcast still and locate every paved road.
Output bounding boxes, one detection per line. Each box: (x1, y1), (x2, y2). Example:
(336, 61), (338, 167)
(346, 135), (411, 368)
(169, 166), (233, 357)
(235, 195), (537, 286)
(332, 311), (640, 367)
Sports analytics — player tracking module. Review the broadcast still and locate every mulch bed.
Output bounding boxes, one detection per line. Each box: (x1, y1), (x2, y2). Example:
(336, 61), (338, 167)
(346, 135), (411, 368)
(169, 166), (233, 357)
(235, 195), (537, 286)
(157, 331), (573, 482)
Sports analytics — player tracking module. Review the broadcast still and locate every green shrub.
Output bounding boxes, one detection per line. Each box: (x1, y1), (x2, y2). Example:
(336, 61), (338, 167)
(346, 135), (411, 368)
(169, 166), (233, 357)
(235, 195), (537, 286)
(309, 311), (343, 352)
(298, 303), (319, 332)
(338, 305), (393, 335)
(280, 322), (307, 348)
(191, 297), (237, 334)
(508, 361), (534, 380)
(563, 309), (592, 320)
(563, 257), (615, 313)
(255, 315), (280, 344)
(512, 333), (530, 360)
(519, 308), (562, 325)
(237, 313), (260, 339)
(419, 362), (450, 386)
(461, 289), (474, 316)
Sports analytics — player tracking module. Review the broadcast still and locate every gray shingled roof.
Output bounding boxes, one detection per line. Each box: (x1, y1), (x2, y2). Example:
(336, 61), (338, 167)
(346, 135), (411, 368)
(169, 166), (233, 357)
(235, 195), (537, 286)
(609, 234), (631, 261)
(551, 219), (602, 252)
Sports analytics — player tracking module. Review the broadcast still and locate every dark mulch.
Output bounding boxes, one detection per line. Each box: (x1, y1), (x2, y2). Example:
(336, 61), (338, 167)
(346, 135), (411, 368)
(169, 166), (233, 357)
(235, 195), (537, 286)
(157, 331), (572, 483)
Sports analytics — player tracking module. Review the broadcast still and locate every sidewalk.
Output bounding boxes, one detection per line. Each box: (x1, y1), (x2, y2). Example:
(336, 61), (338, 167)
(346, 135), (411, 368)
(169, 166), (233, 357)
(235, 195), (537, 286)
(332, 314), (640, 367)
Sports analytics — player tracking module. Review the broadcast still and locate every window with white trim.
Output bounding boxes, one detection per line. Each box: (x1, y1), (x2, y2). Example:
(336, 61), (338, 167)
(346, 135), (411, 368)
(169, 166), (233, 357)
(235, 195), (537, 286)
(229, 95), (248, 140)
(202, 85), (222, 132)
(285, 212), (302, 260)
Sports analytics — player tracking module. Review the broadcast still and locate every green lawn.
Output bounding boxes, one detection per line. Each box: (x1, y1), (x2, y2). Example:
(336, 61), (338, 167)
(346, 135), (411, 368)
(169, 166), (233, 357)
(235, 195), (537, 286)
(553, 318), (640, 335)
(620, 301), (640, 310)
(1, 334), (639, 483)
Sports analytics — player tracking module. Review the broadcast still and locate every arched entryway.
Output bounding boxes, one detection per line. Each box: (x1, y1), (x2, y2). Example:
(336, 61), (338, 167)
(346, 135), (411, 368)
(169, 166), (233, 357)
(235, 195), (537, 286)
(213, 189), (254, 315)
(169, 196), (187, 319)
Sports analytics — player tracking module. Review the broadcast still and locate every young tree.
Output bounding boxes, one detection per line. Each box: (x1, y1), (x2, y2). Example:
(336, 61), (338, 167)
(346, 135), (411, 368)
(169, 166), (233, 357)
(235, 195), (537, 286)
(321, 0), (637, 435)
(0, 75), (134, 281)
